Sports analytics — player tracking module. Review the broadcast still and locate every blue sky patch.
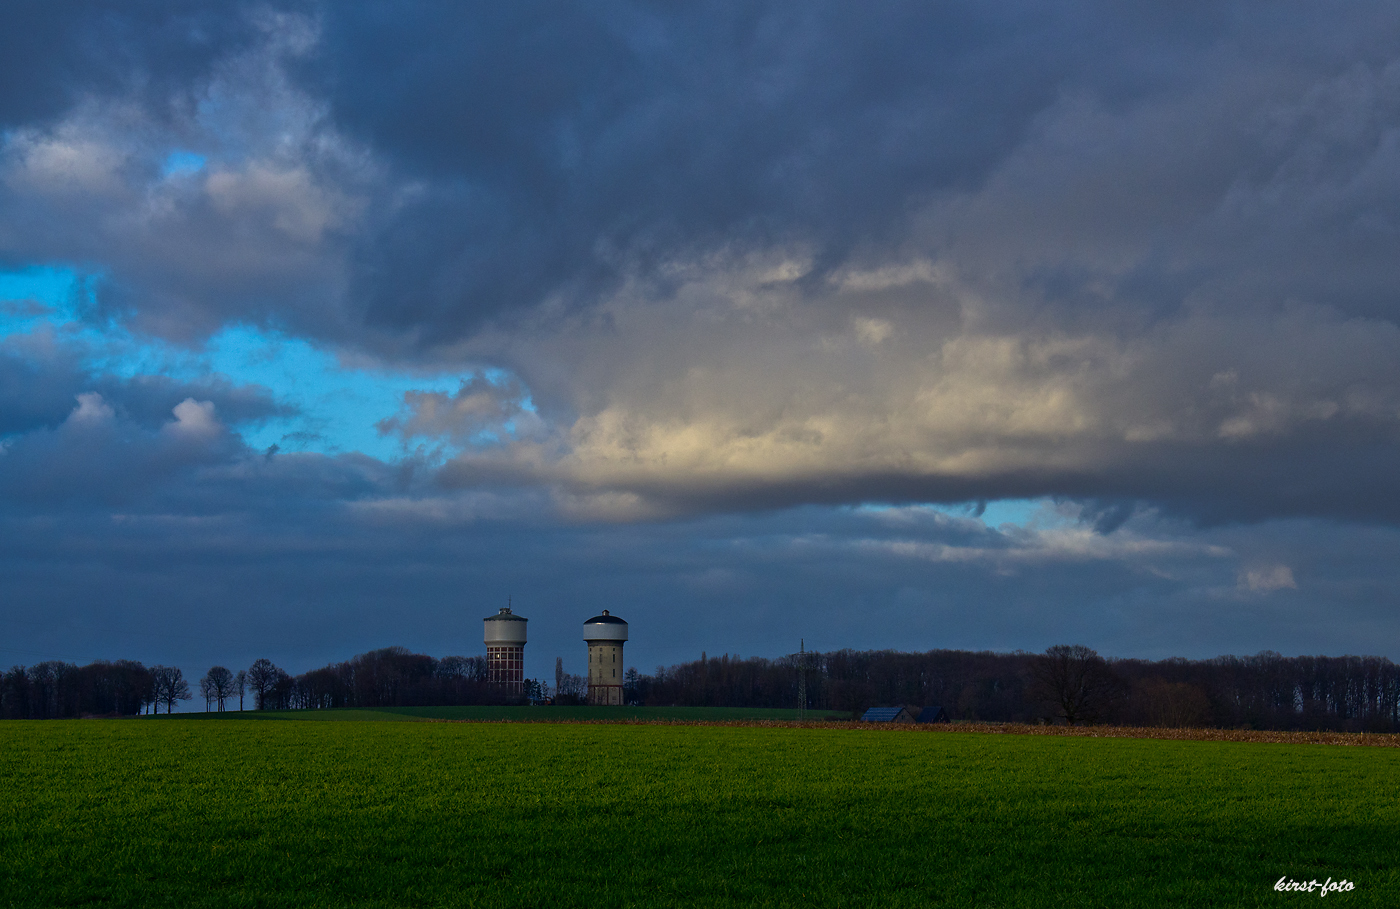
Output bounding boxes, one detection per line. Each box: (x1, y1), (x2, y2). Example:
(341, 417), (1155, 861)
(161, 150), (207, 178)
(0, 266), (501, 461)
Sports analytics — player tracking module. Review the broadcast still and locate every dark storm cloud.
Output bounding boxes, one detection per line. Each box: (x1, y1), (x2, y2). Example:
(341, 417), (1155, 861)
(0, 0), (282, 129)
(21, 1), (1391, 341)
(0, 390), (252, 509)
(291, 1), (1400, 343)
(306, 1), (1184, 339)
(6, 1), (1400, 336)
(0, 334), (90, 435)
(7, 1), (1400, 539)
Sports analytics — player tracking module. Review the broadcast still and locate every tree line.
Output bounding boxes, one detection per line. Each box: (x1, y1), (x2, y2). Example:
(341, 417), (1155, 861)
(7, 644), (1400, 731)
(632, 645), (1400, 731)
(1, 661), (195, 719)
(0, 648), (525, 719)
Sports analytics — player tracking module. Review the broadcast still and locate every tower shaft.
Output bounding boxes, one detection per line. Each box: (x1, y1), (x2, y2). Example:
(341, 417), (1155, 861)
(586, 641), (625, 705)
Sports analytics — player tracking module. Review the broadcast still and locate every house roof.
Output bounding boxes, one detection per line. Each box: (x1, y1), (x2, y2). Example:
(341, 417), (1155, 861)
(861, 707), (912, 722)
(917, 705), (949, 723)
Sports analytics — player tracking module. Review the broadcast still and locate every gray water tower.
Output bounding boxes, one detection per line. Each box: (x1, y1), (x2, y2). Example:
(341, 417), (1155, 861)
(484, 606), (527, 694)
(584, 610), (628, 705)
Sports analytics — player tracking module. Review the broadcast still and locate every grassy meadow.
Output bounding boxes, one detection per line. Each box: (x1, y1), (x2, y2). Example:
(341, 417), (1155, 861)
(2, 715), (1396, 907)
(181, 705), (814, 722)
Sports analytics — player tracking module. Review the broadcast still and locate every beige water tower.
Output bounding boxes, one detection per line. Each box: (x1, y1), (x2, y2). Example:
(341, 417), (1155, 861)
(584, 610), (627, 705)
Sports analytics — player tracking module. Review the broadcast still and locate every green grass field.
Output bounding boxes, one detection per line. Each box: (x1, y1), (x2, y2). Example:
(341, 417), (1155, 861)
(179, 705), (815, 722)
(2, 717), (1395, 907)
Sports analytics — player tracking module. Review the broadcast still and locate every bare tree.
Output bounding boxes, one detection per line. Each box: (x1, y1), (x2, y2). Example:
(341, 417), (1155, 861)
(268, 666), (293, 710)
(555, 657), (563, 699)
(1029, 645), (1124, 725)
(437, 656), (470, 679)
(152, 666), (192, 715)
(201, 666), (235, 711)
(234, 670), (246, 710)
(246, 659), (281, 710)
(556, 672), (588, 701)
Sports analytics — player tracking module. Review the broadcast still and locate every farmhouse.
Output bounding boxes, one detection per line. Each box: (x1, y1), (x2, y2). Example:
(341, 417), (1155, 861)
(861, 706), (915, 723)
(917, 705), (949, 723)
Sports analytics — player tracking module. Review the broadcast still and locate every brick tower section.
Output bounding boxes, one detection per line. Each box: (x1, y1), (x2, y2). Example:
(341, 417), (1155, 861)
(483, 606), (527, 695)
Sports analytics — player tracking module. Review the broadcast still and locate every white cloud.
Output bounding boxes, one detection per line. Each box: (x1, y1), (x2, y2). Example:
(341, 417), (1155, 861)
(852, 317), (893, 346)
(168, 398), (219, 437)
(3, 123), (129, 198)
(205, 163), (354, 245)
(67, 392), (114, 424)
(1239, 564), (1298, 593)
(855, 525), (1231, 569)
(831, 259), (944, 292)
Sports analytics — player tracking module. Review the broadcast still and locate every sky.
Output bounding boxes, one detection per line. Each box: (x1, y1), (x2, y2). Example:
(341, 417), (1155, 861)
(5, 2), (1400, 696)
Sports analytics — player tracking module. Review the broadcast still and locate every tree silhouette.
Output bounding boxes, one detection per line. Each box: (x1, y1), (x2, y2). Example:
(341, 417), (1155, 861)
(246, 659), (281, 710)
(152, 666), (192, 714)
(201, 666), (235, 711)
(1029, 645), (1124, 725)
